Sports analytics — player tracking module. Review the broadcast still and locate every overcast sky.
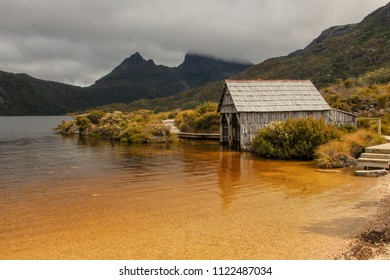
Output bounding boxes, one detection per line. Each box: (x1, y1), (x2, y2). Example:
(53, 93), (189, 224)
(0, 0), (388, 86)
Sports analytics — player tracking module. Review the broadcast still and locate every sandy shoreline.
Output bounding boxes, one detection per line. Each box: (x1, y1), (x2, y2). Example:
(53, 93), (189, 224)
(335, 175), (390, 260)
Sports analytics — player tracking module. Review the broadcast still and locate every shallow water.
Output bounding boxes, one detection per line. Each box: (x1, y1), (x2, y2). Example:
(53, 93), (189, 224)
(0, 116), (381, 259)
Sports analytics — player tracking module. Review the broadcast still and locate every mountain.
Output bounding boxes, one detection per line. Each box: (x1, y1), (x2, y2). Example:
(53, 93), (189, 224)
(0, 71), (89, 115)
(83, 52), (187, 106)
(177, 53), (253, 87)
(240, 2), (390, 86)
(83, 52), (252, 106)
(1, 3), (389, 115)
(0, 52), (252, 115)
(118, 2), (390, 112)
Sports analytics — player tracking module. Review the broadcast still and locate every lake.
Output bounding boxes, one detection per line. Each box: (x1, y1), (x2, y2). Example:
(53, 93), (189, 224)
(0, 116), (381, 259)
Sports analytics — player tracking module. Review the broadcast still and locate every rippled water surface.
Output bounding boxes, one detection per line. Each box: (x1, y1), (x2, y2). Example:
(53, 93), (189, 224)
(0, 116), (381, 259)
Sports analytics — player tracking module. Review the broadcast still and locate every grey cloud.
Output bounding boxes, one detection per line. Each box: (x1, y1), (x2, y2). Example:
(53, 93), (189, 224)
(0, 0), (388, 86)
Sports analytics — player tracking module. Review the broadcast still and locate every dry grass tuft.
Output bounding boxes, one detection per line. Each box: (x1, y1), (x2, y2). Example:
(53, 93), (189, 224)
(315, 129), (386, 168)
(315, 140), (357, 168)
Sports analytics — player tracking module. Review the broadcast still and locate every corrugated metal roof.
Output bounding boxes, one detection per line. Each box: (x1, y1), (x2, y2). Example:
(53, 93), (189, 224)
(218, 80), (331, 112)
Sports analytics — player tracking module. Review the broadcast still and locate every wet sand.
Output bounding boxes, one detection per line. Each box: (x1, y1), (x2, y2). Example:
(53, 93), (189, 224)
(335, 175), (390, 260)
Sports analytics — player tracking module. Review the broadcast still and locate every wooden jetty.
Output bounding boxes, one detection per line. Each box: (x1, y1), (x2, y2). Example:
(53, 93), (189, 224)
(176, 132), (220, 140)
(162, 119), (220, 140)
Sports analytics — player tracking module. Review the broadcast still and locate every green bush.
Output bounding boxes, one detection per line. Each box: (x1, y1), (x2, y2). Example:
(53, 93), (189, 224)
(175, 110), (197, 132)
(128, 109), (153, 124)
(251, 118), (343, 160)
(90, 123), (123, 139)
(195, 102), (218, 115)
(361, 67), (390, 85)
(86, 110), (105, 124)
(174, 102), (219, 133)
(119, 126), (148, 143)
(56, 109), (173, 144)
(55, 120), (76, 135)
(86, 111), (129, 139)
(147, 124), (170, 138)
(193, 111), (220, 132)
(75, 115), (92, 134)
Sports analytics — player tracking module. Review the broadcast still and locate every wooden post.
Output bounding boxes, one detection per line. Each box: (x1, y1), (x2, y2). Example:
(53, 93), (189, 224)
(220, 115), (224, 144)
(358, 117), (382, 135)
(227, 114), (233, 147)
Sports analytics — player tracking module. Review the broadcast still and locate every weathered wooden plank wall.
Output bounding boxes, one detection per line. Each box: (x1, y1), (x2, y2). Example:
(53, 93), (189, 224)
(327, 109), (357, 126)
(239, 111), (329, 149)
(220, 91), (237, 113)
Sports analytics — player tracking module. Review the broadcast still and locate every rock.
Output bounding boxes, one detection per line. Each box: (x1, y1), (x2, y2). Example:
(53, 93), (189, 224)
(355, 169), (389, 177)
(316, 169), (341, 173)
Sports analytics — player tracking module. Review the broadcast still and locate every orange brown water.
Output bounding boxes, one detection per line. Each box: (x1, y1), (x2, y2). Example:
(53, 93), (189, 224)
(0, 131), (381, 259)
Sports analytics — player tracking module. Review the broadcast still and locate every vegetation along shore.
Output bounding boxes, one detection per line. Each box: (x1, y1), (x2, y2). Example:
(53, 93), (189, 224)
(55, 102), (220, 143)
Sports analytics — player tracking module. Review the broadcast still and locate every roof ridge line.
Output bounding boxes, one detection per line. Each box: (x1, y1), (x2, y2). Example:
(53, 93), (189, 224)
(225, 79), (312, 83)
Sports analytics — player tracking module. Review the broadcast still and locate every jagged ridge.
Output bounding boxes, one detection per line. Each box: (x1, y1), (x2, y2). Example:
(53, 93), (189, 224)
(83, 52), (252, 106)
(0, 52), (252, 115)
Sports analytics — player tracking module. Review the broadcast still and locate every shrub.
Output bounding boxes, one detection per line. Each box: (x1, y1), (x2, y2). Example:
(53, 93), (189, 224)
(167, 109), (180, 119)
(90, 123), (123, 139)
(55, 109), (174, 144)
(87, 110), (105, 124)
(100, 111), (128, 126)
(315, 141), (357, 168)
(344, 129), (386, 157)
(147, 124), (170, 138)
(340, 123), (358, 133)
(193, 111), (220, 133)
(128, 109), (153, 124)
(75, 115), (92, 134)
(86, 111), (129, 139)
(119, 125), (147, 143)
(361, 67), (390, 85)
(195, 102), (218, 115)
(357, 117), (390, 135)
(55, 120), (75, 134)
(314, 129), (386, 168)
(175, 110), (197, 132)
(174, 102), (219, 133)
(251, 118), (343, 160)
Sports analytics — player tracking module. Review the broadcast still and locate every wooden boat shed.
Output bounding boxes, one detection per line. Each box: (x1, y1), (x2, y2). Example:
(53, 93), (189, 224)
(217, 80), (357, 150)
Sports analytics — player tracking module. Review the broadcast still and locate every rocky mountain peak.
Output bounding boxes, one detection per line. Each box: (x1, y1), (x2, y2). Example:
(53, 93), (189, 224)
(95, 52), (157, 84)
(362, 1), (390, 24)
(178, 53), (216, 72)
(119, 52), (156, 71)
(178, 52), (252, 73)
(304, 3), (390, 52)
(304, 24), (357, 50)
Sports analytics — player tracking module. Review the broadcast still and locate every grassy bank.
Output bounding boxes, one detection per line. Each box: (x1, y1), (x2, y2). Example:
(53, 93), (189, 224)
(251, 117), (386, 168)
